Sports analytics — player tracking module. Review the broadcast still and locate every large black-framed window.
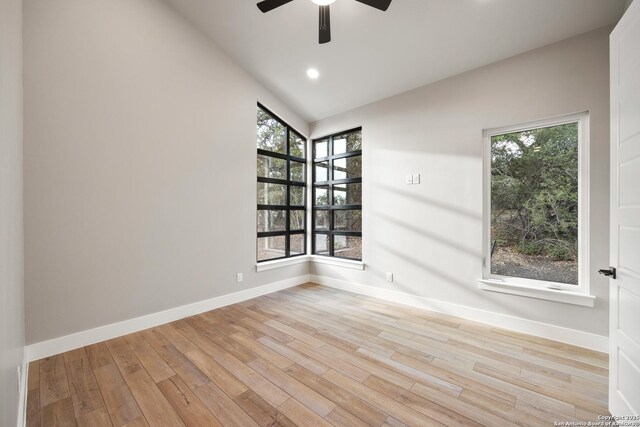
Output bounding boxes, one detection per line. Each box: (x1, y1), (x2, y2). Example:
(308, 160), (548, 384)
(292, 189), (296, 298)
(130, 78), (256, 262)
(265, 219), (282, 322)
(256, 104), (307, 262)
(313, 128), (362, 260)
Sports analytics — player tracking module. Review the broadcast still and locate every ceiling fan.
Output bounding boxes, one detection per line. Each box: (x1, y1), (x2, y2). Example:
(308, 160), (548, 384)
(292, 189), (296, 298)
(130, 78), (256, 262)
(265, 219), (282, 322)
(256, 0), (392, 44)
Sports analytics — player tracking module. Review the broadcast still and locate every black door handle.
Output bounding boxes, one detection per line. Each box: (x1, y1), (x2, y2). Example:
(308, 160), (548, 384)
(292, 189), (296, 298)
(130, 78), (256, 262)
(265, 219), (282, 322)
(598, 267), (616, 279)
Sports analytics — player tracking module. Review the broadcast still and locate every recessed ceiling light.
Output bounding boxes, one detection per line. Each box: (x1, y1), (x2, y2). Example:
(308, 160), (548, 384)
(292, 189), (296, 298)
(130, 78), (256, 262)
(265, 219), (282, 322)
(311, 0), (336, 5)
(307, 68), (320, 79)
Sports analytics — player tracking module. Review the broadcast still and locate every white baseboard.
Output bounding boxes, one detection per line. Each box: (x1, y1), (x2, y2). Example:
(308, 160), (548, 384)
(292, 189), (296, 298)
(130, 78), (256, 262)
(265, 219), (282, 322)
(23, 272), (607, 363)
(16, 359), (28, 427)
(311, 275), (609, 353)
(25, 275), (310, 362)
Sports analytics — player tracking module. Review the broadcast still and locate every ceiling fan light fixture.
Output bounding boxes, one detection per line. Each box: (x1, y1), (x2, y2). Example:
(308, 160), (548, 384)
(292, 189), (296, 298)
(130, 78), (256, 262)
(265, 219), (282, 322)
(311, 0), (336, 5)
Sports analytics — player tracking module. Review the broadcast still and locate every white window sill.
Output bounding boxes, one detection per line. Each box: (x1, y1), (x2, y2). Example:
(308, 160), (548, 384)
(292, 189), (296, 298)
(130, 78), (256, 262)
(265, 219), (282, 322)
(256, 256), (310, 272)
(477, 279), (595, 307)
(310, 255), (365, 270)
(256, 255), (365, 272)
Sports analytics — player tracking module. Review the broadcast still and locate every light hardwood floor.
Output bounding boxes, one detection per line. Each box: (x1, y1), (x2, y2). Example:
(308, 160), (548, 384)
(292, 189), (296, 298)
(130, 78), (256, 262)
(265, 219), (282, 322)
(26, 283), (609, 426)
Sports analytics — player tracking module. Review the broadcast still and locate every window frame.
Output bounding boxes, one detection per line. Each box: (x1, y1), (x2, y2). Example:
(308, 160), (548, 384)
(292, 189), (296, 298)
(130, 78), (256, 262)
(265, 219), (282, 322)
(481, 112), (590, 296)
(256, 103), (307, 263)
(312, 127), (363, 261)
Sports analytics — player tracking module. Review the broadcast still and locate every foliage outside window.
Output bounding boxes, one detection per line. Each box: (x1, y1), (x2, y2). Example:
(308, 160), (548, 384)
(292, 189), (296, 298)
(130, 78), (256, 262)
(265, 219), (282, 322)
(313, 129), (362, 260)
(257, 104), (306, 262)
(484, 113), (589, 289)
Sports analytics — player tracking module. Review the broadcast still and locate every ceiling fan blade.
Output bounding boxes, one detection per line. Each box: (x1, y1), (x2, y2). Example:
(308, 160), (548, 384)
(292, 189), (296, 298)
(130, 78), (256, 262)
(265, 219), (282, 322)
(257, 0), (294, 13)
(354, 0), (392, 11)
(319, 5), (331, 44)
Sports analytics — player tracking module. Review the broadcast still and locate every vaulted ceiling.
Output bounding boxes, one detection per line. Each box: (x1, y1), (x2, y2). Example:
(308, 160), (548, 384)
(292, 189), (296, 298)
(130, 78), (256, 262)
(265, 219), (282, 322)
(163, 0), (626, 122)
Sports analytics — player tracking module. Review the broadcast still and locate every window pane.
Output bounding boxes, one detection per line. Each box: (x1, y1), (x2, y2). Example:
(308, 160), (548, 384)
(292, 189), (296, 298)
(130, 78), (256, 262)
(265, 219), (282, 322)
(334, 210), (361, 231)
(333, 131), (362, 155)
(257, 183), (286, 205)
(257, 108), (286, 154)
(315, 161), (329, 182)
(290, 161), (305, 182)
(257, 210), (286, 233)
(490, 122), (579, 285)
(290, 133), (305, 158)
(256, 105), (307, 264)
(333, 183), (362, 205)
(333, 156), (361, 180)
(334, 235), (361, 260)
(314, 186), (329, 205)
(257, 236), (286, 261)
(314, 234), (330, 255)
(290, 210), (305, 231)
(257, 155), (286, 180)
(315, 210), (330, 230)
(290, 234), (305, 255)
(290, 186), (305, 206)
(315, 139), (328, 158)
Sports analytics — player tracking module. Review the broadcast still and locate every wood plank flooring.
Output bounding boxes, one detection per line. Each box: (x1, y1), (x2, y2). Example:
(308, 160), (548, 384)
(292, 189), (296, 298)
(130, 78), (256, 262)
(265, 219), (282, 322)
(26, 283), (610, 426)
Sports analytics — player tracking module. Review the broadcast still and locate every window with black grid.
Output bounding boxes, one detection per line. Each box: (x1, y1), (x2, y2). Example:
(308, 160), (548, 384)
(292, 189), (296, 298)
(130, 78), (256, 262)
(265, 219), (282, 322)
(256, 104), (307, 262)
(313, 128), (362, 260)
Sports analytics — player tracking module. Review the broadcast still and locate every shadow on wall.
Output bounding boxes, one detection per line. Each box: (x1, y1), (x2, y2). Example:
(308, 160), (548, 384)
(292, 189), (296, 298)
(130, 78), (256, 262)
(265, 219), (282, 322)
(375, 183), (482, 222)
(371, 240), (521, 316)
(374, 211), (482, 260)
(363, 178), (523, 318)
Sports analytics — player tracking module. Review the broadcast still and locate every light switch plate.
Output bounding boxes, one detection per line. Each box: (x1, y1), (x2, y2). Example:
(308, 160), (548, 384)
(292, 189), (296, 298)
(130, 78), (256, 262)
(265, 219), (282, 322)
(405, 174), (413, 185)
(412, 174), (421, 184)
(236, 273), (243, 283)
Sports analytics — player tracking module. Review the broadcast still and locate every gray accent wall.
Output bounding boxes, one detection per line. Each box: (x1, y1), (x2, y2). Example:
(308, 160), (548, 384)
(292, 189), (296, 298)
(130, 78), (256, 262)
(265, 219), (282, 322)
(0, 0), (25, 425)
(23, 0), (309, 345)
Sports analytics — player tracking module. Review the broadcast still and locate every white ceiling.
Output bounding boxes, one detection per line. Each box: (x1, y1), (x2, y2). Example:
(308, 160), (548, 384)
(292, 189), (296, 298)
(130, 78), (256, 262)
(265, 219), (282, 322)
(162, 0), (626, 122)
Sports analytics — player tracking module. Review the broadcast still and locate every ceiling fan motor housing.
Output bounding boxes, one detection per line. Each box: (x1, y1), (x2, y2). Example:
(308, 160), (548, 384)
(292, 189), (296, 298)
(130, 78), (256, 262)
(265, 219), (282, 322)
(256, 0), (392, 44)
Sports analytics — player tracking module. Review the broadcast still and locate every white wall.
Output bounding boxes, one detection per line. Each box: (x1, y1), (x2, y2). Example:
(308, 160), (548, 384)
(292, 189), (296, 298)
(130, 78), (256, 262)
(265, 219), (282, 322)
(24, 0), (309, 345)
(0, 0), (25, 424)
(310, 27), (611, 337)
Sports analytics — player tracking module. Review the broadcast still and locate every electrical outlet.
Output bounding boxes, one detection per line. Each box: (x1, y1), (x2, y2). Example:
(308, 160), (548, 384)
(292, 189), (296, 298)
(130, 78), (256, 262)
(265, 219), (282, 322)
(236, 273), (243, 283)
(386, 272), (394, 282)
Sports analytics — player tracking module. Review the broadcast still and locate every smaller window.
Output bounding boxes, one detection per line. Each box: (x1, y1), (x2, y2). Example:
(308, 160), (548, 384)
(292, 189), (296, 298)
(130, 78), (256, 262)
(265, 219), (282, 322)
(483, 112), (589, 293)
(312, 128), (362, 260)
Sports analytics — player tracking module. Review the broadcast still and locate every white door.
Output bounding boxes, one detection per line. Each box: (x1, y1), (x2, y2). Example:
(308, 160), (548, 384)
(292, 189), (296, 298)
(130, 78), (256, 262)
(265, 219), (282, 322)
(609, 0), (640, 417)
